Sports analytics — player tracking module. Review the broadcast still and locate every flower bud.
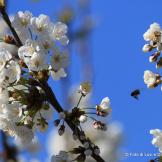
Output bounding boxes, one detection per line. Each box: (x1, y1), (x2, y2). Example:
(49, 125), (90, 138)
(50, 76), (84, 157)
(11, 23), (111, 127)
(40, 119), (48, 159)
(80, 131), (86, 140)
(71, 147), (84, 154)
(83, 142), (89, 149)
(38, 123), (48, 132)
(3, 35), (16, 45)
(58, 125), (65, 136)
(76, 154), (86, 162)
(156, 57), (162, 68)
(142, 44), (153, 52)
(149, 51), (160, 62)
(80, 135), (86, 140)
(150, 40), (158, 47)
(58, 8), (73, 24)
(37, 118), (48, 132)
(0, 0), (5, 8)
(79, 82), (91, 96)
(19, 59), (27, 68)
(94, 147), (100, 155)
(37, 70), (49, 81)
(96, 97), (112, 117)
(53, 119), (60, 127)
(93, 121), (107, 131)
(143, 70), (161, 88)
(79, 115), (87, 123)
(84, 149), (92, 156)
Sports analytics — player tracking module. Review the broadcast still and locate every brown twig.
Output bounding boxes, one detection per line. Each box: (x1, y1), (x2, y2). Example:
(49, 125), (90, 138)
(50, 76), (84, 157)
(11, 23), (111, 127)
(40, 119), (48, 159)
(0, 8), (23, 47)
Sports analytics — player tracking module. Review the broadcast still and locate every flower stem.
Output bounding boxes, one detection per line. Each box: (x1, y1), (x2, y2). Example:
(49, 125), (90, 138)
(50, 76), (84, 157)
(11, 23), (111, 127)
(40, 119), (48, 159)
(87, 116), (98, 122)
(82, 107), (96, 110)
(86, 112), (97, 115)
(76, 94), (83, 108)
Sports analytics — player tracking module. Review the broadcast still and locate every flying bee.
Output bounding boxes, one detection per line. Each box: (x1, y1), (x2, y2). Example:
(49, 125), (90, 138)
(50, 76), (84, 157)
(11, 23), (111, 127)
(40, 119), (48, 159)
(131, 89), (141, 100)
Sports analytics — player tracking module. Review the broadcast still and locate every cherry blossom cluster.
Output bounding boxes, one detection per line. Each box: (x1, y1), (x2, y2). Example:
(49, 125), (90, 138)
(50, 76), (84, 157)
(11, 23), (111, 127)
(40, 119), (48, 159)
(142, 23), (162, 160)
(0, 7), (112, 161)
(0, 10), (69, 146)
(13, 11), (69, 80)
(150, 129), (162, 153)
(143, 23), (162, 89)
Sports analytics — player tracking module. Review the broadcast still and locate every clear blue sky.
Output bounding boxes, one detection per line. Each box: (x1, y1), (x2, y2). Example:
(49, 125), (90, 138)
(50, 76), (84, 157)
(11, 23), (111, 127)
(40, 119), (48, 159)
(7, 0), (162, 162)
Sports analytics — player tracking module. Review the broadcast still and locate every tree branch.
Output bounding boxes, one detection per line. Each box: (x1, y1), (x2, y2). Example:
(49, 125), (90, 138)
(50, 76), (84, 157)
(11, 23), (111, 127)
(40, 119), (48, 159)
(0, 7), (106, 162)
(0, 8), (23, 47)
(40, 81), (105, 162)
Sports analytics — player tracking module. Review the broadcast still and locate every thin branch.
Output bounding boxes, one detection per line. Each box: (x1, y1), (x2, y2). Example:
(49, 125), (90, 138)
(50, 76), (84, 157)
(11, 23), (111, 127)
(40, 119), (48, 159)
(40, 81), (105, 162)
(0, 8), (23, 47)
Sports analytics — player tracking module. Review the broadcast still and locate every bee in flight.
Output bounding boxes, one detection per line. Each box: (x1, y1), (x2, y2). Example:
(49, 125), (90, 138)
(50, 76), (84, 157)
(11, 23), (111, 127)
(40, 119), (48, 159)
(131, 89), (141, 100)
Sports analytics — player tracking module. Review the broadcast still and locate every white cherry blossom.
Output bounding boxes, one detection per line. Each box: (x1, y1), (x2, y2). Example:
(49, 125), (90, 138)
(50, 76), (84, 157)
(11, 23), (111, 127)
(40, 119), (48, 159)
(0, 42), (18, 56)
(31, 14), (51, 35)
(50, 51), (69, 71)
(51, 22), (69, 45)
(50, 68), (67, 80)
(79, 115), (87, 123)
(143, 70), (157, 88)
(18, 40), (41, 59)
(18, 40), (48, 71)
(12, 11), (32, 29)
(1, 102), (23, 122)
(0, 48), (12, 70)
(150, 129), (162, 153)
(96, 97), (112, 117)
(27, 53), (48, 72)
(0, 60), (21, 85)
(143, 22), (161, 41)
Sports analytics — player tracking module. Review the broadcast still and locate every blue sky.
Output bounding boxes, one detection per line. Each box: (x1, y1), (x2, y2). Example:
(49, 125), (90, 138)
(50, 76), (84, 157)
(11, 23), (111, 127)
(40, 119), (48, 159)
(6, 0), (162, 162)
